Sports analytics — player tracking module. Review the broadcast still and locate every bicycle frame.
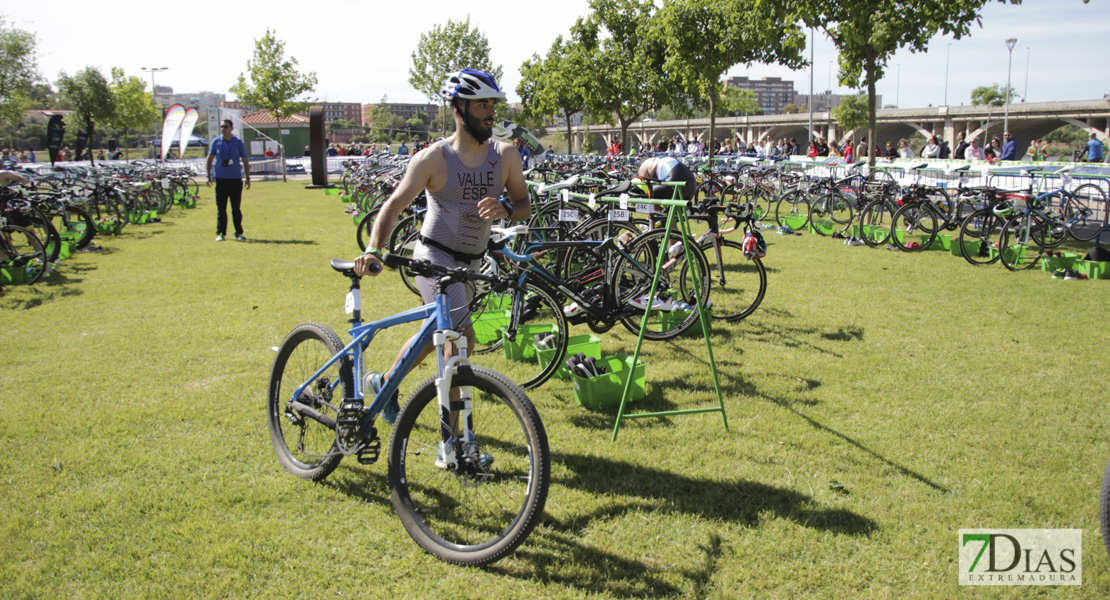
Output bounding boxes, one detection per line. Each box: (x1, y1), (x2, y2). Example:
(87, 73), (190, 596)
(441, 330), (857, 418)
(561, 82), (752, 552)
(289, 286), (470, 444)
(495, 235), (658, 325)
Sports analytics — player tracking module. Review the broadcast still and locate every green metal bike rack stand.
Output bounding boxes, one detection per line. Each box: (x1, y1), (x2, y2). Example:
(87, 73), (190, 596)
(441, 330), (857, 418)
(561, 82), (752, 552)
(565, 181), (728, 441)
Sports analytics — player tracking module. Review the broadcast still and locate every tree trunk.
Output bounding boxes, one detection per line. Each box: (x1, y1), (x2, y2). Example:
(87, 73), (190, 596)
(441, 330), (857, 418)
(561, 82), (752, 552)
(708, 91), (717, 162)
(276, 116), (287, 182)
(866, 56), (877, 167)
(566, 114), (573, 155)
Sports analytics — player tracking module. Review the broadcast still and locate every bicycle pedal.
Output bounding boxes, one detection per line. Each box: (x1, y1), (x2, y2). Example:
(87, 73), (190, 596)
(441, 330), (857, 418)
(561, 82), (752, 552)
(357, 434), (381, 465)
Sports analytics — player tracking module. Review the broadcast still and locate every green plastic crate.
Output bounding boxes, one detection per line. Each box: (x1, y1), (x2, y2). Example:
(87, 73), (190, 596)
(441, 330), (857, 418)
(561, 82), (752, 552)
(936, 234), (953, 251)
(570, 355), (647, 410)
(536, 333), (602, 380)
(325, 187), (339, 196)
(988, 244), (1027, 263)
(479, 293), (512, 310)
(807, 218), (836, 236)
(780, 214), (807, 230)
(470, 310), (510, 345)
(650, 305), (712, 336)
(0, 266), (24, 285)
(1040, 252), (1079, 273)
(1073, 260), (1109, 280)
(57, 240), (74, 260)
(502, 323), (558, 362)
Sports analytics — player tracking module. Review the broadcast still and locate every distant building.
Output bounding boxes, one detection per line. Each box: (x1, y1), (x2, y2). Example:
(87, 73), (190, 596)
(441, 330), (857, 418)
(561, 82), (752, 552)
(725, 76), (796, 115)
(361, 102), (439, 125)
(792, 91), (882, 113)
(314, 102), (362, 125)
(152, 87), (225, 118)
(220, 99), (258, 113)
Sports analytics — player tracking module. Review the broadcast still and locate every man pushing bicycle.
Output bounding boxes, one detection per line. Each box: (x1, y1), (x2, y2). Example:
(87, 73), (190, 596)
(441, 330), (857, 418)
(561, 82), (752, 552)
(352, 69), (530, 424)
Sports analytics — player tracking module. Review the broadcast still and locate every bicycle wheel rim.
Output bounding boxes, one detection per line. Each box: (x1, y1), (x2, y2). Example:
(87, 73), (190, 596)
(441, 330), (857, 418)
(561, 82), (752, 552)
(701, 239), (766, 321)
(389, 367), (548, 566)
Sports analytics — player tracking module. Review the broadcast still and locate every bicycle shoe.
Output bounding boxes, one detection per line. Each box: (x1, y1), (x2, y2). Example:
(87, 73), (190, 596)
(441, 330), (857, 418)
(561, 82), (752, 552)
(368, 372), (400, 425)
(583, 356), (604, 377)
(1052, 268), (1066, 279)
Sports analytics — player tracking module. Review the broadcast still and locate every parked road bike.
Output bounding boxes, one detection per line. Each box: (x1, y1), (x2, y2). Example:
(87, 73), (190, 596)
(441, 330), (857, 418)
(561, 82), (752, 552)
(268, 255), (549, 566)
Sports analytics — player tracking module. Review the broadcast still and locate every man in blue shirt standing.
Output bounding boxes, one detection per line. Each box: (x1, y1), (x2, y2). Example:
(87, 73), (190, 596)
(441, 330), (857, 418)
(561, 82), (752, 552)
(999, 130), (1018, 161)
(1086, 133), (1104, 162)
(205, 119), (251, 241)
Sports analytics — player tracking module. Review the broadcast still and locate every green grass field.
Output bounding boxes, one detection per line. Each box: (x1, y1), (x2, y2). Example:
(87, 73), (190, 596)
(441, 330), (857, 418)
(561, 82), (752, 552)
(2, 182), (1109, 598)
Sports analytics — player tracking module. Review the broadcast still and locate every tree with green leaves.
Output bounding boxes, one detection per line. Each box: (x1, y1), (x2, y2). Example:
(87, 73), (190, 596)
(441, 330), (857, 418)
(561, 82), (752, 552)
(831, 93), (868, 147)
(0, 15), (40, 127)
(108, 68), (159, 160)
(970, 83), (1018, 141)
(719, 86), (762, 117)
(800, 0), (1021, 165)
(573, 0), (672, 153)
(658, 0), (805, 159)
(230, 28), (317, 181)
(367, 97), (396, 143)
(518, 35), (590, 154)
(409, 17), (502, 137)
(57, 67), (114, 162)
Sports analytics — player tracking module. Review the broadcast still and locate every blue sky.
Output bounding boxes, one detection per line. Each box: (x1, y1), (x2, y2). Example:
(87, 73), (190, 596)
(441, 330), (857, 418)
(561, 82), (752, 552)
(14, 0), (1109, 109)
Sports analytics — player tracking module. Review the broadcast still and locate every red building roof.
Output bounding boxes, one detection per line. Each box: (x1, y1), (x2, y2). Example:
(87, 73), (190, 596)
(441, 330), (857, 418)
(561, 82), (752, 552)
(241, 111), (310, 125)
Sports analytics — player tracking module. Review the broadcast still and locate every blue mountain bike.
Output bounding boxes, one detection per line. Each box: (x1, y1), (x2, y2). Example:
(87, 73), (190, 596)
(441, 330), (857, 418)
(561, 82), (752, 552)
(267, 255), (549, 566)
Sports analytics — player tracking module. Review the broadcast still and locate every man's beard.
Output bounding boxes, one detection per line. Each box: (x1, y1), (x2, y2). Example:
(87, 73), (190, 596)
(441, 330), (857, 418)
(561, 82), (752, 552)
(463, 105), (493, 144)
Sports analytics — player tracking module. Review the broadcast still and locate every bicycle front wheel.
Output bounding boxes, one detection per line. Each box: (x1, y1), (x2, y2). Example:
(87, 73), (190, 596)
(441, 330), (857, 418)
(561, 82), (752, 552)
(700, 238), (766, 322)
(389, 365), (549, 567)
(858, 200), (893, 247)
(267, 322), (349, 481)
(999, 215), (1044, 271)
(891, 203), (940, 252)
(958, 209), (1004, 266)
(774, 189), (810, 229)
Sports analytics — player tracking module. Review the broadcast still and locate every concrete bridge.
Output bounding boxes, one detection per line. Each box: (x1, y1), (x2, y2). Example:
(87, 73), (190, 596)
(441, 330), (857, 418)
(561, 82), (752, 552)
(571, 99), (1110, 154)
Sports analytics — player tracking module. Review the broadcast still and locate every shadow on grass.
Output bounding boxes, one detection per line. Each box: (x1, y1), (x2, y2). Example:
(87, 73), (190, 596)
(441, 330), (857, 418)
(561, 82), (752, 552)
(492, 451), (876, 596)
(705, 356), (950, 495)
(1, 267), (87, 310)
(243, 239), (319, 246)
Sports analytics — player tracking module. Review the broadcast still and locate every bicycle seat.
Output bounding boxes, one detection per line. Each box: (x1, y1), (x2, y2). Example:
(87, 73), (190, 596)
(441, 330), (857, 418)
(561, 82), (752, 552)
(330, 258), (359, 278)
(537, 175), (580, 195)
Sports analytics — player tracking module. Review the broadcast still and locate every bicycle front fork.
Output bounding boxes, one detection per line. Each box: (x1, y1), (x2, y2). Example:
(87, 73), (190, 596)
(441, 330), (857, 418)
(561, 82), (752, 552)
(433, 329), (474, 469)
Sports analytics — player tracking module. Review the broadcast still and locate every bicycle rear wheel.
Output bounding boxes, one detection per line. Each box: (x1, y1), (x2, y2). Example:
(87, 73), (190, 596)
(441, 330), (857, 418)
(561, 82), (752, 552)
(468, 279), (567, 391)
(389, 365), (549, 567)
(1, 225), (47, 285)
(613, 229), (711, 340)
(267, 323), (348, 481)
(700, 238), (766, 322)
(1065, 184), (1108, 242)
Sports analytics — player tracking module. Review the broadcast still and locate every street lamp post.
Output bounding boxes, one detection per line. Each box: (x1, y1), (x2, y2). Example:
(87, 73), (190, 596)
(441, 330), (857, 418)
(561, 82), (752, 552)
(1003, 38), (1016, 134)
(141, 67), (168, 158)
